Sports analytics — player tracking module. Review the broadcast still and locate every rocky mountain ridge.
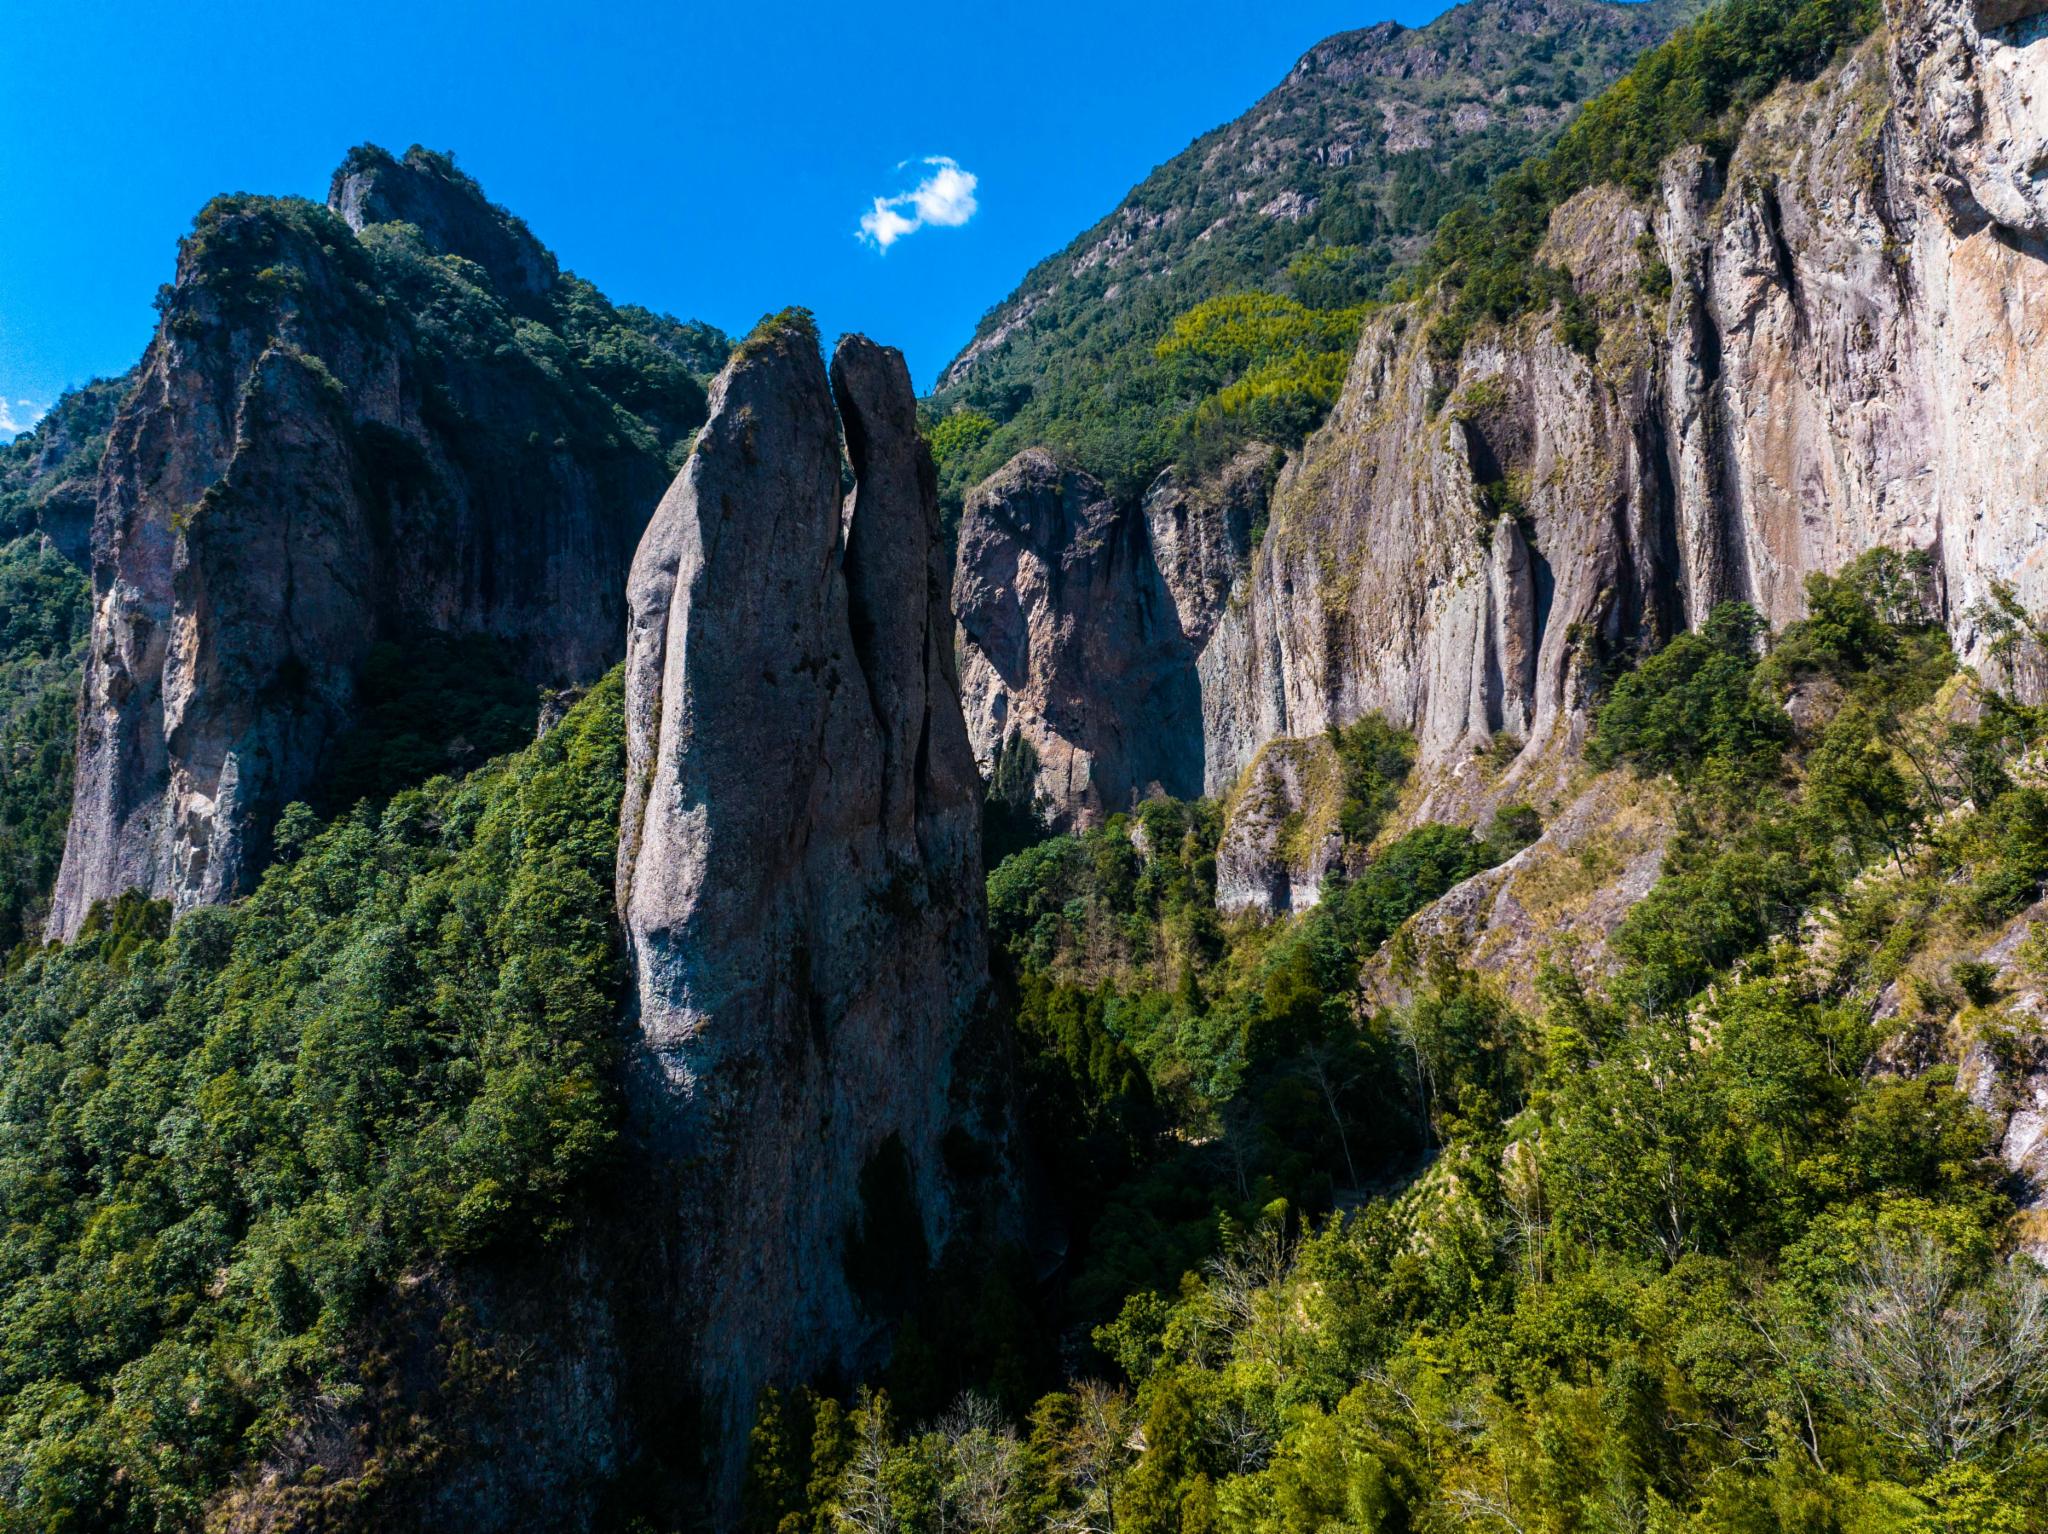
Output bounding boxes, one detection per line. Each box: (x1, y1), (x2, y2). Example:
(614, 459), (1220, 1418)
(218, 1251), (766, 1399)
(926, 0), (1700, 502)
(44, 145), (726, 937)
(617, 314), (1004, 1468)
(955, 0), (2048, 912)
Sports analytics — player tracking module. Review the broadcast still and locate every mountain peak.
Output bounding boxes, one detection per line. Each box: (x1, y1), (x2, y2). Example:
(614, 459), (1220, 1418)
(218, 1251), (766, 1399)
(326, 142), (558, 302)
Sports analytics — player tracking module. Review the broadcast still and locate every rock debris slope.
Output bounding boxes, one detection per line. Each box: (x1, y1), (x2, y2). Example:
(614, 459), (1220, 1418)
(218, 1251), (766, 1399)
(617, 315), (994, 1459)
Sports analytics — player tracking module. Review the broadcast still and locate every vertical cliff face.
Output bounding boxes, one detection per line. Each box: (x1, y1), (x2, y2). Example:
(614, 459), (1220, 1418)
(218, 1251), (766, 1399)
(951, 450), (1212, 824)
(47, 146), (712, 936)
(1230, 0), (2047, 783)
(957, 0), (2048, 891)
(617, 317), (994, 1457)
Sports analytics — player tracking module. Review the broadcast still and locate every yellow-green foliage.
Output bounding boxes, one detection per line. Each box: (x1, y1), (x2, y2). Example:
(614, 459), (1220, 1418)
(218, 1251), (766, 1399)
(1155, 292), (1368, 468)
(1154, 291), (1366, 373)
(1225, 736), (1345, 878)
(926, 408), (996, 469)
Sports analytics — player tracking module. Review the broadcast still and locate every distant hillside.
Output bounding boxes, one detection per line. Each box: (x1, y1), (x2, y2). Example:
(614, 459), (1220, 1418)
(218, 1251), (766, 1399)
(0, 378), (128, 950)
(926, 0), (1698, 501)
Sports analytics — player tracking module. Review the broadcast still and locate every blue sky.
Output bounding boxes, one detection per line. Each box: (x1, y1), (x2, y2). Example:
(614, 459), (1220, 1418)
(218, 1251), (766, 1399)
(0, 0), (1454, 436)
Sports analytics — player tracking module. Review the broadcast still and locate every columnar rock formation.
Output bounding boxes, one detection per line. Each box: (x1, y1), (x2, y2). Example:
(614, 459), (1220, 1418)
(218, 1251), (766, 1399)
(1205, 0), (2048, 796)
(617, 316), (992, 1453)
(954, 0), (2048, 901)
(46, 146), (697, 936)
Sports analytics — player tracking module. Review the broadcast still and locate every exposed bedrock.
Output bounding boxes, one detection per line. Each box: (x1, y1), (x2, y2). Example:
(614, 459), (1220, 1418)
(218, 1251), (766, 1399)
(48, 145), (683, 936)
(616, 319), (1000, 1476)
(953, 0), (2048, 910)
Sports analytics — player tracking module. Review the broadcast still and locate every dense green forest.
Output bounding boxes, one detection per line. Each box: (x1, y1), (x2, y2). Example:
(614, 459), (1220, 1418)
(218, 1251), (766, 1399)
(1, 0), (2042, 1522)
(6, 545), (2042, 1529)
(739, 552), (2048, 1534)
(0, 675), (626, 1529)
(0, 376), (125, 952)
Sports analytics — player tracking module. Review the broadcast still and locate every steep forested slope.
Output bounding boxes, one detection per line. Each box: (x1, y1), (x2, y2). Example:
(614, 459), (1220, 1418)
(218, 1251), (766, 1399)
(2, 0), (2045, 1523)
(925, 0), (1699, 501)
(740, 0), (2048, 1518)
(0, 380), (127, 950)
(748, 556), (2048, 1534)
(0, 676), (629, 1530)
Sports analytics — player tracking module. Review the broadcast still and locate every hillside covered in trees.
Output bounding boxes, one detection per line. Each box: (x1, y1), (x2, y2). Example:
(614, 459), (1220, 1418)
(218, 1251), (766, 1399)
(923, 0), (1699, 502)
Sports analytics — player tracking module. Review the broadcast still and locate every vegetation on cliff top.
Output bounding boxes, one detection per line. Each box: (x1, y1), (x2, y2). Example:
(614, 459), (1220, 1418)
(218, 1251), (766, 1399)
(930, 0), (1877, 508)
(1413, 0), (1882, 365)
(925, 0), (1699, 503)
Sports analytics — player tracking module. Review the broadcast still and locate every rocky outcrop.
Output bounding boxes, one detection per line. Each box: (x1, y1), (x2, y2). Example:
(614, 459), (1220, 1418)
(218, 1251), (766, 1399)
(952, 449), (1207, 825)
(1954, 904), (2048, 1259)
(46, 145), (706, 937)
(1363, 770), (1673, 1009)
(617, 316), (997, 1469)
(1214, 734), (1346, 914)
(328, 144), (558, 305)
(0, 372), (132, 567)
(965, 0), (2048, 832)
(1142, 445), (1283, 653)
(1206, 0), (2048, 790)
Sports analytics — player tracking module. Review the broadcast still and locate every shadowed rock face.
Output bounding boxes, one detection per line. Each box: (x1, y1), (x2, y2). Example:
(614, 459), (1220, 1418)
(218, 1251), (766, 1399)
(951, 449), (1215, 827)
(47, 146), (697, 937)
(617, 320), (993, 1470)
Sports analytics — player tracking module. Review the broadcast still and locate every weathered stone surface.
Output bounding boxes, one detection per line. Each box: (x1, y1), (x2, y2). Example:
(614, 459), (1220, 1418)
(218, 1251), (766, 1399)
(952, 449), (1203, 825)
(1142, 444), (1282, 653)
(1214, 734), (1345, 914)
(0, 373), (130, 568)
(959, 0), (2048, 828)
(48, 147), (686, 937)
(1363, 772), (1673, 1010)
(328, 143), (559, 305)
(1956, 921), (2048, 1259)
(618, 320), (995, 1471)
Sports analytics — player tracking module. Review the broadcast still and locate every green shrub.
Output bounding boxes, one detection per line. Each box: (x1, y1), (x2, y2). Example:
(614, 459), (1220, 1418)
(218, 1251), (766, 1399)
(1589, 602), (1788, 785)
(928, 409), (997, 470)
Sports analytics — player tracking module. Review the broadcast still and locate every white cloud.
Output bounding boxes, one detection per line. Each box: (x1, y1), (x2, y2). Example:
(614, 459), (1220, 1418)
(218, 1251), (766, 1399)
(859, 156), (980, 251)
(0, 396), (44, 440)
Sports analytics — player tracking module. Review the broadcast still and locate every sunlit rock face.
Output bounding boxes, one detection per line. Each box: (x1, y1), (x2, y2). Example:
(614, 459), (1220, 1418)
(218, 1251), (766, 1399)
(48, 146), (683, 937)
(617, 320), (1000, 1472)
(964, 0), (2048, 903)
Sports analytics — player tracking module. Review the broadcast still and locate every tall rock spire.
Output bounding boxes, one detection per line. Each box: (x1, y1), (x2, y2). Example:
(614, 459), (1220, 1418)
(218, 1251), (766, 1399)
(617, 313), (994, 1470)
